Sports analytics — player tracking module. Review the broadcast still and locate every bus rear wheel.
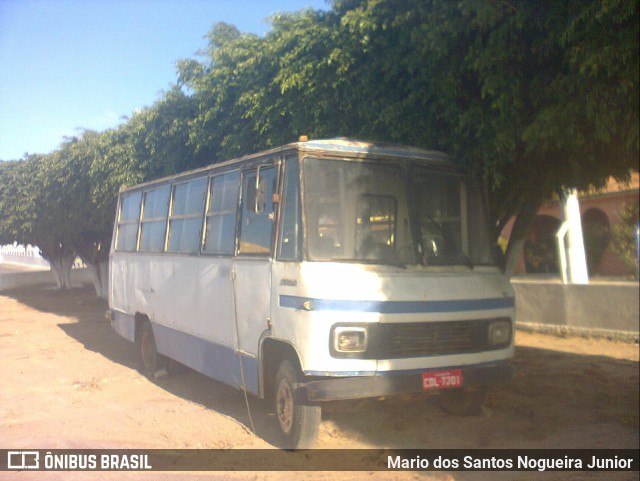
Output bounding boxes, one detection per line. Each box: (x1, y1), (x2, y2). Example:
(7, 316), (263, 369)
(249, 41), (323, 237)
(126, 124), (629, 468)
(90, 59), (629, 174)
(137, 321), (166, 377)
(274, 360), (320, 448)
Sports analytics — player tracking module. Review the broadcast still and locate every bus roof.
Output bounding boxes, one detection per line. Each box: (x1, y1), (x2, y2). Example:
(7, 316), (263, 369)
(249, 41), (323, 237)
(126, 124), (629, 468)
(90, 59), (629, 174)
(298, 138), (450, 163)
(119, 138), (452, 193)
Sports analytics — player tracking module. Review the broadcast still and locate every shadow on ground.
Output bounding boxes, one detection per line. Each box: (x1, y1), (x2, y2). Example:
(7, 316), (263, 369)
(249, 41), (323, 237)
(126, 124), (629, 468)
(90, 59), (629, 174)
(5, 286), (639, 453)
(3, 286), (282, 447)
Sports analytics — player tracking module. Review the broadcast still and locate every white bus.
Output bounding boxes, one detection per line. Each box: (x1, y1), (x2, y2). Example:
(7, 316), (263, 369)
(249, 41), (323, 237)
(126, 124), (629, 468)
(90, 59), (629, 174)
(107, 138), (514, 448)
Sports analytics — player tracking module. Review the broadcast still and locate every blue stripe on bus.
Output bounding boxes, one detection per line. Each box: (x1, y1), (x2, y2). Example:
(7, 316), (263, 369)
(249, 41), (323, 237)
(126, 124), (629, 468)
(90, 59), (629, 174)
(151, 322), (259, 395)
(279, 295), (514, 313)
(111, 310), (136, 342)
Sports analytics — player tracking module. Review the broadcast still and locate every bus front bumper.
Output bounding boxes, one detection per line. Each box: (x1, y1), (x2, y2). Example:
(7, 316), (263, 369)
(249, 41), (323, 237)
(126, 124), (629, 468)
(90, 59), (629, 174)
(303, 361), (512, 402)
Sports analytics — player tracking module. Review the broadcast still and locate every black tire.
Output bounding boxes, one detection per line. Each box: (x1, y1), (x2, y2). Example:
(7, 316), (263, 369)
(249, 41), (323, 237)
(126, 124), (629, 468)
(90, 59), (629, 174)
(137, 321), (166, 377)
(438, 386), (487, 416)
(274, 359), (321, 448)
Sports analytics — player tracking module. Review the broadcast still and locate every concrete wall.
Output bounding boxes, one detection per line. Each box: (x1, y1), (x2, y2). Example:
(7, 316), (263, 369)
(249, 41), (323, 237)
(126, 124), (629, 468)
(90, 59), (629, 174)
(0, 252), (50, 268)
(512, 277), (639, 339)
(0, 268), (92, 292)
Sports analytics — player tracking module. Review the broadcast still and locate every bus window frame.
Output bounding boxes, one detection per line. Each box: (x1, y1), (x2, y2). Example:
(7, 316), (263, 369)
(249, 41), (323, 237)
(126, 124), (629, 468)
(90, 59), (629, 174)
(237, 159), (280, 258)
(166, 176), (208, 255)
(138, 185), (171, 253)
(115, 190), (143, 252)
(276, 155), (303, 262)
(202, 169), (242, 257)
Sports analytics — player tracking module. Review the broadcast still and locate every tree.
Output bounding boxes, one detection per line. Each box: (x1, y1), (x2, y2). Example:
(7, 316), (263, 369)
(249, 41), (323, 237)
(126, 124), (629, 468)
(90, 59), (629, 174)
(3, 0), (637, 291)
(0, 153), (77, 288)
(612, 201), (639, 278)
(325, 0), (638, 273)
(69, 89), (200, 297)
(0, 161), (26, 245)
(179, 0), (637, 274)
(90, 0), (640, 283)
(54, 132), (112, 296)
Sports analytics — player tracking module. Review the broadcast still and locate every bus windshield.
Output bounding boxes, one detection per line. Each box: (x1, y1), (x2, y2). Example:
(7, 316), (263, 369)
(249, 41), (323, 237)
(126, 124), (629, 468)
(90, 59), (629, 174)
(303, 157), (494, 267)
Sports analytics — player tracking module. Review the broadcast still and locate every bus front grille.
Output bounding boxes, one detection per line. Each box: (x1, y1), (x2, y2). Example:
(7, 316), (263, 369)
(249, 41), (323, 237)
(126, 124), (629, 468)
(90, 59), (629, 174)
(374, 319), (506, 358)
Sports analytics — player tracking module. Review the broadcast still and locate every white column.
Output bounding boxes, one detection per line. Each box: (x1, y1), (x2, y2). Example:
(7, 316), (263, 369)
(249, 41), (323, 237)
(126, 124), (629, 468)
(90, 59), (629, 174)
(560, 188), (589, 284)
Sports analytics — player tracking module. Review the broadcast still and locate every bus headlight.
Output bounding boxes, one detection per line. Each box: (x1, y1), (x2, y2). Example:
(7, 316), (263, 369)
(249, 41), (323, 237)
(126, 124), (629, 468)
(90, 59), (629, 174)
(332, 326), (368, 353)
(488, 319), (512, 346)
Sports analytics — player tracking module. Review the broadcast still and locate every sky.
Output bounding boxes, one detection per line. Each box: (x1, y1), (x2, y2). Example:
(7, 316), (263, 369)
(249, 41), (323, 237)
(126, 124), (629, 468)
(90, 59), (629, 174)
(0, 0), (330, 161)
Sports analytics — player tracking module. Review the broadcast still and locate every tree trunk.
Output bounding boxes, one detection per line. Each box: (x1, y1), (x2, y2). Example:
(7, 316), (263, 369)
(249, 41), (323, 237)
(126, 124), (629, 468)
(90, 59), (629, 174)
(504, 237), (525, 278)
(503, 181), (549, 278)
(76, 238), (111, 299)
(99, 260), (109, 299)
(45, 248), (75, 290)
(86, 260), (109, 299)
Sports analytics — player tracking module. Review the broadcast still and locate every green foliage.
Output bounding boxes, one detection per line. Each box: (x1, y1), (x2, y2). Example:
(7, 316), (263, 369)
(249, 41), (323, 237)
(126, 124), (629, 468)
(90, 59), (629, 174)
(175, 0), (638, 270)
(1, 0), (637, 280)
(612, 201), (639, 278)
(0, 158), (40, 246)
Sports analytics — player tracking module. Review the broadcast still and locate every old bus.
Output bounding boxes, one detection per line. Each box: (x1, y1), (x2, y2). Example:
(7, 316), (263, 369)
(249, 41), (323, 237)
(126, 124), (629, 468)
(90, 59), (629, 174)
(107, 138), (514, 448)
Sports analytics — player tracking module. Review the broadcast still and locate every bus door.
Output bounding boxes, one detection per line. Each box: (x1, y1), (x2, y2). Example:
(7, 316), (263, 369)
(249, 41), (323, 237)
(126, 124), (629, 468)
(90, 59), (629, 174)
(232, 164), (277, 368)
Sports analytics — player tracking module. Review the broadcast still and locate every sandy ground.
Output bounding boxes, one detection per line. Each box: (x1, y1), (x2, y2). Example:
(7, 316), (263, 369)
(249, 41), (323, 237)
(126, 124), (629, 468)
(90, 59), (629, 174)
(0, 286), (638, 481)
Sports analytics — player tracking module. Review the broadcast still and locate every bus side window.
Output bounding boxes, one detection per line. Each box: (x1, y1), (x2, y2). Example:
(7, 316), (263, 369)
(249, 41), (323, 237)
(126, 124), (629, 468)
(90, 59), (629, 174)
(167, 177), (207, 254)
(203, 171), (240, 255)
(115, 191), (142, 251)
(139, 186), (170, 252)
(238, 166), (276, 256)
(277, 158), (302, 261)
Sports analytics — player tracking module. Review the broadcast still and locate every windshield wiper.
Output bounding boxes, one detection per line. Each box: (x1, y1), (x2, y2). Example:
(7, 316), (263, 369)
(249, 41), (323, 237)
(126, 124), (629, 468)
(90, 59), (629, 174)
(420, 214), (474, 270)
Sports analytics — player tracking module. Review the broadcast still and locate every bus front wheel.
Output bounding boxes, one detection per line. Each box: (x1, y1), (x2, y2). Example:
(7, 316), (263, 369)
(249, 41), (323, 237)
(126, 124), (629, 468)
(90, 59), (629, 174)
(274, 360), (321, 448)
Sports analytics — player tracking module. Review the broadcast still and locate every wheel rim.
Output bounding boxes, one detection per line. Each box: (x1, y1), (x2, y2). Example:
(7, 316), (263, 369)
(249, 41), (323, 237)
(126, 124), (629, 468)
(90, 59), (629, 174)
(276, 379), (294, 434)
(140, 330), (155, 371)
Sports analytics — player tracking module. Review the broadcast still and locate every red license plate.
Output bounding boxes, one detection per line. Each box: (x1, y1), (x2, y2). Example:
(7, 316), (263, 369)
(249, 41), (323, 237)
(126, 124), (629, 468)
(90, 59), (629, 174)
(422, 369), (463, 390)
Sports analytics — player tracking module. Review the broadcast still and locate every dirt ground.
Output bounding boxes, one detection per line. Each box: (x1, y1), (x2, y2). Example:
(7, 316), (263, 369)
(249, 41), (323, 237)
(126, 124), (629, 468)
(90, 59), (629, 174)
(0, 286), (638, 481)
